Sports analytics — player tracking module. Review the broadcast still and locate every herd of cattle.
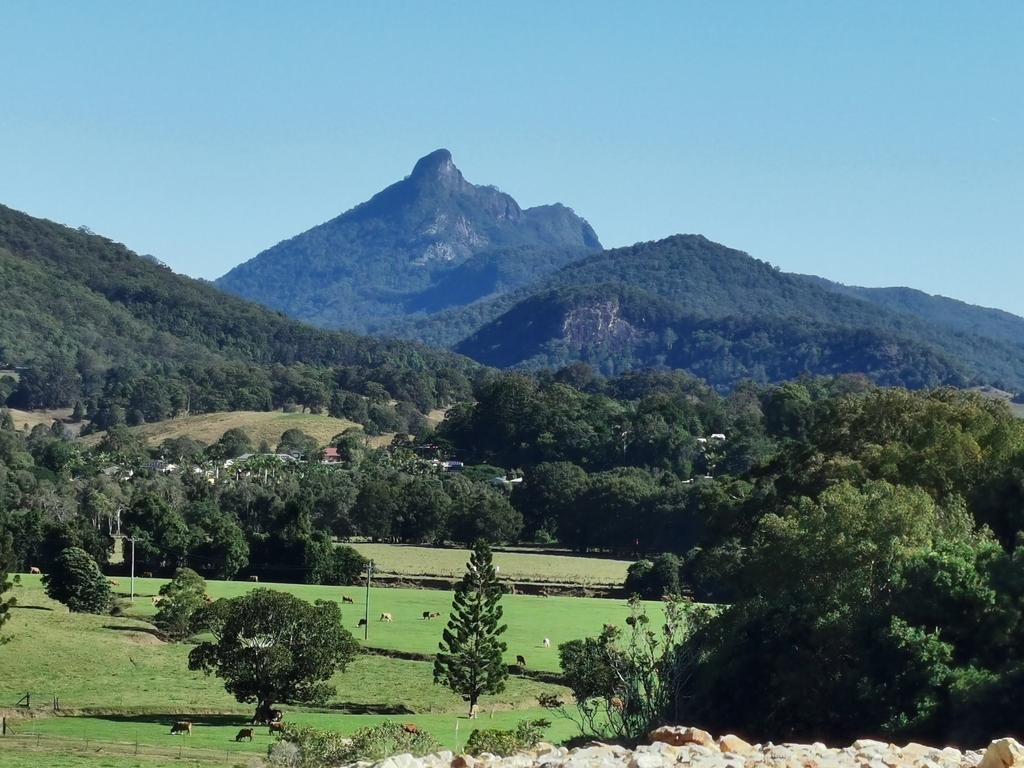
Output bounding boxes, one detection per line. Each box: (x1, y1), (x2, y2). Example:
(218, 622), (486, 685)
(170, 708), (285, 739)
(22, 569), (561, 743)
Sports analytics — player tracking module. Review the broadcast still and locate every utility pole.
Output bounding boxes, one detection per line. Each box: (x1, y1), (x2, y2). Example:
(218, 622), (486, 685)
(126, 537), (137, 604)
(363, 560), (374, 641)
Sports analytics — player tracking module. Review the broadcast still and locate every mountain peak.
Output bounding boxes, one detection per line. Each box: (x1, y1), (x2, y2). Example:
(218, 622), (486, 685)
(409, 148), (462, 186)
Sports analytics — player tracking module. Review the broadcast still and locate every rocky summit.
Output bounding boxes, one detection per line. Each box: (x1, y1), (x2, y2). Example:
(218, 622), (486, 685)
(354, 728), (1024, 768)
(216, 149), (600, 332)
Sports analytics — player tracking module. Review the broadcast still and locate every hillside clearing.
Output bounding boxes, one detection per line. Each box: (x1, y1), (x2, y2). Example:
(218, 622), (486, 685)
(75, 410), (380, 449)
(5, 407), (75, 433)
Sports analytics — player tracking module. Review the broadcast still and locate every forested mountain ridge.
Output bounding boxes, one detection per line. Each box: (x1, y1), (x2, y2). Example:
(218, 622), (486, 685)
(455, 283), (974, 389)
(216, 149), (600, 332)
(395, 235), (1024, 392)
(803, 275), (1024, 346)
(0, 204), (478, 431)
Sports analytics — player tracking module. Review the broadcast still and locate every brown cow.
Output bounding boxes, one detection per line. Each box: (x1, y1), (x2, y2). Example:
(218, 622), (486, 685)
(516, 654), (527, 667)
(235, 728), (254, 742)
(108, 579), (120, 587)
(342, 596), (355, 604)
(268, 722), (285, 734)
(402, 723), (420, 734)
(29, 566), (41, 575)
(152, 595), (165, 606)
(170, 721), (192, 735)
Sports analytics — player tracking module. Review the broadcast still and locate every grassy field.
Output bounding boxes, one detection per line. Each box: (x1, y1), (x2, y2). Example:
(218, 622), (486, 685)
(351, 543), (631, 587)
(75, 410), (377, 450)
(5, 407), (74, 433)
(0, 574), (658, 766)
(113, 575), (653, 672)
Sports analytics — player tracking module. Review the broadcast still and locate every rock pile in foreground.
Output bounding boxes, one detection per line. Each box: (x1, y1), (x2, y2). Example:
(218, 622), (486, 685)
(360, 726), (1024, 768)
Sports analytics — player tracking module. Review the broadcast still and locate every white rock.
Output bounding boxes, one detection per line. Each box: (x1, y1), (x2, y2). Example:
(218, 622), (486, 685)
(379, 754), (420, 768)
(630, 753), (671, 768)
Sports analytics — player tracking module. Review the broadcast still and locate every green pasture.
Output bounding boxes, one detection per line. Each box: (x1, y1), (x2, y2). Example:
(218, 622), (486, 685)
(0, 578), (571, 709)
(16, 707), (578, 756)
(0, 573), (657, 766)
(105, 574), (656, 673)
(350, 543), (631, 586)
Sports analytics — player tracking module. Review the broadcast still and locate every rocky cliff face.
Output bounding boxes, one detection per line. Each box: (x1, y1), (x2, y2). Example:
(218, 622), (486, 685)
(354, 728), (1024, 768)
(561, 299), (641, 347)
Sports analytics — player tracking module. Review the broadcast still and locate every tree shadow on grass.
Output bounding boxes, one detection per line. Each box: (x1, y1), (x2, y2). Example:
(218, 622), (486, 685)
(101, 624), (167, 640)
(86, 713), (254, 728)
(11, 604), (52, 611)
(321, 703), (414, 714)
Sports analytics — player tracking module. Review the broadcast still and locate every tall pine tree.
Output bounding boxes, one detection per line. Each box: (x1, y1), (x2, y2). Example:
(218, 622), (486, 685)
(434, 540), (509, 714)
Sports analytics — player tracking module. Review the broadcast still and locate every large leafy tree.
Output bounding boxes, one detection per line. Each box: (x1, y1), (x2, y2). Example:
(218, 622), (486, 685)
(434, 541), (508, 713)
(189, 589), (359, 722)
(42, 546), (112, 614)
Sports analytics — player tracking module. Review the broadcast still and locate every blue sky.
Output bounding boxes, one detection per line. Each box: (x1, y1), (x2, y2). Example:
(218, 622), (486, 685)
(2, 2), (1022, 314)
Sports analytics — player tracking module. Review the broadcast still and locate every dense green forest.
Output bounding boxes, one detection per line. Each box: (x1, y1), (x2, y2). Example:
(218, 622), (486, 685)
(806, 275), (1024, 346)
(455, 283), (973, 388)
(5, 368), (1024, 744)
(393, 236), (1024, 393)
(0, 204), (479, 433)
(4, 364), (1024, 744)
(216, 149), (600, 331)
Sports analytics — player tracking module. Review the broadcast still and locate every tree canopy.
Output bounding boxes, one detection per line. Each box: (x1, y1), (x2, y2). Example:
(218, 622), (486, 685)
(188, 589), (359, 721)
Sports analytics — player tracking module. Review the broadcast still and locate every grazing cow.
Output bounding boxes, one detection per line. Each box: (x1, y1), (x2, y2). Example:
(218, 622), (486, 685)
(152, 596), (165, 606)
(543, 638), (551, 648)
(248, 575), (259, 582)
(516, 654), (527, 667)
(142, 571), (153, 578)
(235, 728), (254, 742)
(342, 596), (355, 604)
(469, 704), (480, 719)
(402, 723), (420, 734)
(108, 579), (120, 587)
(422, 610), (431, 620)
(268, 722), (284, 734)
(379, 612), (393, 622)
(29, 566), (41, 575)
(170, 721), (192, 735)
(357, 618), (367, 627)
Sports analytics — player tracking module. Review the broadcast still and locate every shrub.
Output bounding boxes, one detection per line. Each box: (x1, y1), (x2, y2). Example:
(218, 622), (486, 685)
(624, 553), (681, 599)
(549, 597), (694, 745)
(343, 721), (440, 762)
(273, 725), (351, 767)
(42, 546), (111, 613)
(324, 545), (369, 586)
(465, 719), (550, 756)
(154, 567), (207, 640)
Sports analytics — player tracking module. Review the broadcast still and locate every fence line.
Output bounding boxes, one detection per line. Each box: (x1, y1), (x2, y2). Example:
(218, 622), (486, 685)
(0, 730), (265, 766)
